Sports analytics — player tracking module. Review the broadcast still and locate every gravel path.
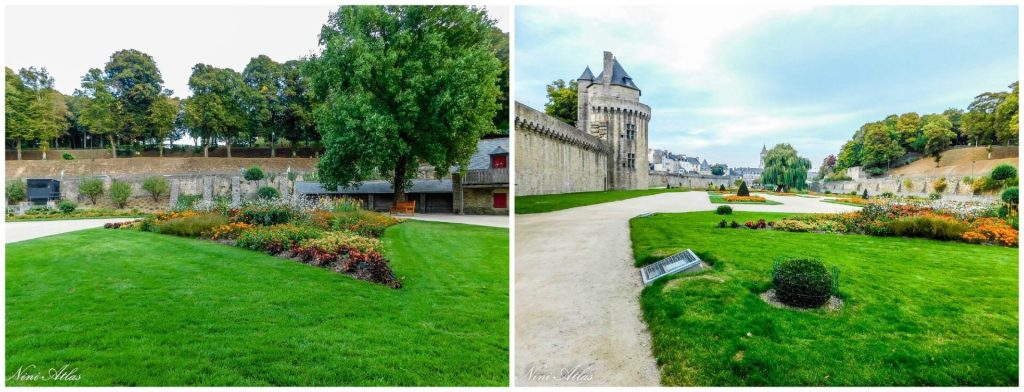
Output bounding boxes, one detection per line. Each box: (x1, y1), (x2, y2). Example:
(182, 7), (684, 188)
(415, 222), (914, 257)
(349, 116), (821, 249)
(5, 218), (139, 244)
(514, 191), (859, 386)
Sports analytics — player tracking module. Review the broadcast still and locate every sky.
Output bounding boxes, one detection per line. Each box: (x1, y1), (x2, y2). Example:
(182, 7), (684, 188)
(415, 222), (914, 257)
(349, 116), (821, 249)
(515, 5), (1019, 170)
(5, 5), (510, 99)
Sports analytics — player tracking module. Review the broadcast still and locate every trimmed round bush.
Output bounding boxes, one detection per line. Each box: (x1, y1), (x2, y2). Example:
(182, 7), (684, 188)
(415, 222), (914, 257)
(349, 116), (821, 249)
(772, 258), (834, 308)
(244, 166), (265, 182)
(990, 164), (1017, 181)
(256, 186), (281, 200)
(58, 200), (77, 214)
(1002, 186), (1018, 205)
(737, 181), (750, 197)
(62, 152), (75, 160)
(716, 205), (733, 215)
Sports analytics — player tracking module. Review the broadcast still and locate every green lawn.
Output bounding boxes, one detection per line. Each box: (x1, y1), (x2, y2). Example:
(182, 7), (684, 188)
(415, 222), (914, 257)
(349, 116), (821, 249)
(708, 193), (782, 205)
(630, 211), (1018, 386)
(515, 188), (687, 214)
(6, 220), (508, 386)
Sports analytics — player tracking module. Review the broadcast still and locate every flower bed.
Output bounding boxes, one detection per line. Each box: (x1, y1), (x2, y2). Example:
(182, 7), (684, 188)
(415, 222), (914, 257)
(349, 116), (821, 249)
(724, 195), (766, 202)
(124, 197), (407, 288)
(723, 201), (1018, 247)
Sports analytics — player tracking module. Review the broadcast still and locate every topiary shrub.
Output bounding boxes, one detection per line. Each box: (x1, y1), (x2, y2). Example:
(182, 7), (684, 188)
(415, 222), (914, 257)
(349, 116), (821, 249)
(861, 189), (869, 199)
(737, 181), (750, 197)
(719, 184), (726, 191)
(990, 164), (1017, 182)
(244, 166), (265, 182)
(1002, 186), (1018, 207)
(716, 205), (732, 215)
(62, 152), (75, 160)
(932, 177), (947, 193)
(772, 258), (834, 308)
(143, 176), (170, 202)
(110, 181), (133, 208)
(58, 200), (77, 214)
(6, 181), (26, 205)
(79, 178), (104, 205)
(256, 186), (281, 200)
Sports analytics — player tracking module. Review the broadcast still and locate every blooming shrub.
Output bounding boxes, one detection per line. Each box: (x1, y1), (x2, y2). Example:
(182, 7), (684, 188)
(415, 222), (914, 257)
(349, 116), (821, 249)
(332, 210), (401, 238)
(291, 231), (400, 288)
(724, 195), (766, 203)
(887, 214), (968, 241)
(962, 218), (1018, 247)
(744, 219), (767, 229)
(833, 197), (872, 205)
(293, 231), (384, 266)
(210, 222), (256, 240)
(772, 219), (815, 232)
(236, 224), (323, 254)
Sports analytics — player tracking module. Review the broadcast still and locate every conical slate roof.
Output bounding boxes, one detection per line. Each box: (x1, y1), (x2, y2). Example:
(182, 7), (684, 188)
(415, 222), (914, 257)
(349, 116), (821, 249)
(594, 59), (640, 91)
(578, 66), (595, 81)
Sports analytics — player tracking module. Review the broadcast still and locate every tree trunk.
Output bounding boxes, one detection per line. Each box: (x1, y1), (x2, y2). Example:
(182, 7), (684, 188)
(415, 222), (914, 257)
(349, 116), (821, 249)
(159, 142), (164, 157)
(16, 138), (21, 160)
(270, 132), (276, 158)
(226, 139), (232, 158)
(393, 155), (409, 203)
(109, 135), (117, 158)
(204, 140), (209, 158)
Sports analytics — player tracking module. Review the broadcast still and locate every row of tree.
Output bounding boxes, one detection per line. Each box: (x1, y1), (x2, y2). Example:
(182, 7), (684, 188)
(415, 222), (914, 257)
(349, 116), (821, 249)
(5, 9), (509, 164)
(827, 82), (1019, 175)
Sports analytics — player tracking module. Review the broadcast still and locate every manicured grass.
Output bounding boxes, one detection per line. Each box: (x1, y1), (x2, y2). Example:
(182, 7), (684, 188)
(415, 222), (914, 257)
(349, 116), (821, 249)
(6, 221), (508, 386)
(515, 188), (688, 214)
(708, 193), (782, 205)
(5, 215), (145, 222)
(630, 211), (1018, 386)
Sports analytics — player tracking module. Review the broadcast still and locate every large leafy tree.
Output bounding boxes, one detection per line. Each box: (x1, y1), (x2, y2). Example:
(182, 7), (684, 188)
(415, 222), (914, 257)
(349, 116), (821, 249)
(544, 79), (577, 124)
(835, 139), (862, 170)
(921, 114), (955, 158)
(15, 67), (70, 160)
(895, 112), (921, 150)
(5, 67), (32, 160)
(995, 82), (1019, 146)
(306, 5), (501, 202)
(489, 26), (509, 134)
(280, 59), (317, 156)
(760, 143), (811, 191)
(243, 55), (285, 157)
(861, 124), (905, 169)
(75, 68), (123, 157)
(816, 154), (837, 180)
(184, 64), (252, 157)
(149, 95), (180, 157)
(104, 49), (167, 152)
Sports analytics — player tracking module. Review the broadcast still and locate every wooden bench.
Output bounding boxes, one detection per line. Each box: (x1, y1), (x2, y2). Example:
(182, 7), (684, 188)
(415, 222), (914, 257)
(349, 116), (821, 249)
(390, 200), (416, 215)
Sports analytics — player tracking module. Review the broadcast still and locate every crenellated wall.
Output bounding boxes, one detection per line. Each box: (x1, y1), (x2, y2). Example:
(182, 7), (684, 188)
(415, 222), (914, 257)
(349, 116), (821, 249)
(514, 103), (609, 196)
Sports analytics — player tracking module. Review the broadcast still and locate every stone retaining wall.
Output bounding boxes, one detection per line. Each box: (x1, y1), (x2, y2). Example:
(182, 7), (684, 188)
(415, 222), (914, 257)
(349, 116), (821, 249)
(514, 103), (609, 196)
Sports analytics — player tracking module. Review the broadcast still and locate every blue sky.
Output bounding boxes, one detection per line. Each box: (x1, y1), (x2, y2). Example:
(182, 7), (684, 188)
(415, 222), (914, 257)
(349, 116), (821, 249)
(515, 5), (1018, 169)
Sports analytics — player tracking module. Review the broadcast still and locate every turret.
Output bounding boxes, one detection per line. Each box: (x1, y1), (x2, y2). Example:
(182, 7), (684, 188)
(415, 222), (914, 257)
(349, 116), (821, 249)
(577, 66), (594, 131)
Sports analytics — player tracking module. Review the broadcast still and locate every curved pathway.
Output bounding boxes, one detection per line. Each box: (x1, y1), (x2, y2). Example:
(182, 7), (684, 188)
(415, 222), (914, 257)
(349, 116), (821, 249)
(5, 218), (139, 244)
(514, 191), (859, 386)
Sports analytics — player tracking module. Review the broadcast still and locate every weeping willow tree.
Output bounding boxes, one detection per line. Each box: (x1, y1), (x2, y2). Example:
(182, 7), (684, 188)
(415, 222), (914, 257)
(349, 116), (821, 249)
(760, 143), (812, 191)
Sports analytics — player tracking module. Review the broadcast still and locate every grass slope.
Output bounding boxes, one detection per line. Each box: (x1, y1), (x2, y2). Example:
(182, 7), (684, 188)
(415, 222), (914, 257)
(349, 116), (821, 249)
(6, 220), (508, 386)
(708, 194), (782, 205)
(630, 211), (1018, 386)
(516, 188), (687, 214)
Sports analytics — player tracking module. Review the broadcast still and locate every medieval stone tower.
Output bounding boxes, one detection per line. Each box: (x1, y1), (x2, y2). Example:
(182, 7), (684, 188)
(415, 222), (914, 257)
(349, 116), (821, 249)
(576, 51), (651, 190)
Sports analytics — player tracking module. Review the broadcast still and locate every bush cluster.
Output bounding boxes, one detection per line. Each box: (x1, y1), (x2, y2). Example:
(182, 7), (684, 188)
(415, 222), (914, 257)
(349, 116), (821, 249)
(724, 195), (765, 203)
(79, 178), (105, 205)
(110, 181), (133, 208)
(243, 166), (265, 182)
(772, 258), (834, 308)
(236, 224), (323, 254)
(6, 181), (26, 204)
(239, 202), (295, 226)
(58, 200), (77, 214)
(143, 176), (170, 202)
(887, 215), (968, 241)
(332, 210), (401, 238)
(256, 186), (281, 200)
(716, 205), (732, 215)
(155, 213), (230, 237)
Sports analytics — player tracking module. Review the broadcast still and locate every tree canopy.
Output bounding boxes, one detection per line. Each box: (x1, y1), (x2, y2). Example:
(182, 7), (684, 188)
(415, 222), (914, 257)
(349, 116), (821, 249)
(544, 79), (578, 125)
(760, 143), (811, 191)
(184, 64), (254, 157)
(306, 5), (502, 202)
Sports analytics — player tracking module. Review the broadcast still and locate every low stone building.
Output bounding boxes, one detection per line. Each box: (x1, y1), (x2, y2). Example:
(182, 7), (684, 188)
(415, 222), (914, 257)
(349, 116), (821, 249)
(295, 136), (509, 215)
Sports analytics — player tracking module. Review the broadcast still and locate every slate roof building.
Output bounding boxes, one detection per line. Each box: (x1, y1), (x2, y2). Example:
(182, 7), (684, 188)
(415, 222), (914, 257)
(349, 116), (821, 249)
(295, 136), (509, 215)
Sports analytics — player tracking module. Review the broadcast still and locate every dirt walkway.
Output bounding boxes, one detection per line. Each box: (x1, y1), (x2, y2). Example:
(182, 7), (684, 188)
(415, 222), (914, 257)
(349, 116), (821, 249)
(514, 191), (859, 386)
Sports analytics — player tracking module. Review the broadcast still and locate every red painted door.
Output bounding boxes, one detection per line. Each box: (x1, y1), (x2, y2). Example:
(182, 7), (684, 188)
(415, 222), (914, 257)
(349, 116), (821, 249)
(493, 192), (508, 209)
